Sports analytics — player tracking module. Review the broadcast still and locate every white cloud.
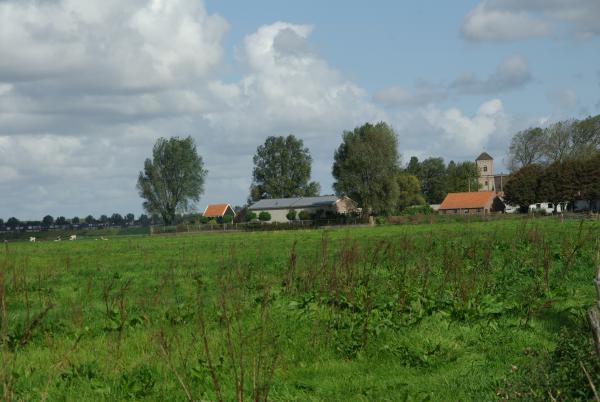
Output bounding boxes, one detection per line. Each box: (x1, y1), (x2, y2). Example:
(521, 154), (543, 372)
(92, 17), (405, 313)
(462, 0), (600, 42)
(373, 82), (447, 107)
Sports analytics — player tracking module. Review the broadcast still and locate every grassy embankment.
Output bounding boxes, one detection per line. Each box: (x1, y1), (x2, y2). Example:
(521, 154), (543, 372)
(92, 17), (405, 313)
(0, 218), (599, 401)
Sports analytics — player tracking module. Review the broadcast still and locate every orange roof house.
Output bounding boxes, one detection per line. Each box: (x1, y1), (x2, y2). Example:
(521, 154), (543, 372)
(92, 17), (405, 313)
(439, 191), (497, 214)
(203, 204), (236, 218)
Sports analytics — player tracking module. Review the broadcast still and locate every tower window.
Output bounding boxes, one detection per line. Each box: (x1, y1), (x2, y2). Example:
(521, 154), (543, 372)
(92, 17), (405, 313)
(483, 166), (488, 172)
(485, 181), (488, 186)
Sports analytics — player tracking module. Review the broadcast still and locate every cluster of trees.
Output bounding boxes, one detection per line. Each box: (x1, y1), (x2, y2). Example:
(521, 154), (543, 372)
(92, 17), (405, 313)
(504, 153), (600, 211)
(507, 115), (600, 171)
(504, 113), (599, 211)
(0, 213), (161, 230)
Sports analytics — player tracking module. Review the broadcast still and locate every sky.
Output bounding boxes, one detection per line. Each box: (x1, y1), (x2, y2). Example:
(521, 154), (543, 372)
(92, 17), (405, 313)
(1, 0), (599, 220)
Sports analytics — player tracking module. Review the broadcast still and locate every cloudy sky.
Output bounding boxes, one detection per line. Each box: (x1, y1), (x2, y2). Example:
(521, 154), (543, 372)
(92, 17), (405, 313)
(1, 0), (599, 220)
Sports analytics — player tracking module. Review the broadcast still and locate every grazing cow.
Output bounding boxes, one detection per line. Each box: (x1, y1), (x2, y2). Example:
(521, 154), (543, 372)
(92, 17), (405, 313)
(100, 236), (108, 241)
(30, 237), (36, 242)
(69, 235), (77, 241)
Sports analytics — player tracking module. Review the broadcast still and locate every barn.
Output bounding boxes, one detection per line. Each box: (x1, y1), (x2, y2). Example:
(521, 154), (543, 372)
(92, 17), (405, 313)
(248, 195), (358, 223)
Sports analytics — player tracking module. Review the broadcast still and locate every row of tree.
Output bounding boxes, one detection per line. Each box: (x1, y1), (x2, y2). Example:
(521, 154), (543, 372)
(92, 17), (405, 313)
(0, 213), (162, 229)
(504, 153), (600, 211)
(507, 114), (600, 171)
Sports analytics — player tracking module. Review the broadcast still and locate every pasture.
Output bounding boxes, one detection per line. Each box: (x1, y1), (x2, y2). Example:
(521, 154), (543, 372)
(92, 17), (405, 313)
(0, 218), (599, 401)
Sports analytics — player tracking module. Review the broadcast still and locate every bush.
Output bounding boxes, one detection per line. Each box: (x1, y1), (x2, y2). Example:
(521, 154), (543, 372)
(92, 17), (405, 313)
(221, 214), (233, 223)
(200, 215), (209, 224)
(258, 211), (271, 222)
(245, 212), (257, 222)
(286, 209), (297, 221)
(298, 210), (312, 221)
(402, 205), (433, 216)
(208, 219), (217, 225)
(375, 216), (387, 225)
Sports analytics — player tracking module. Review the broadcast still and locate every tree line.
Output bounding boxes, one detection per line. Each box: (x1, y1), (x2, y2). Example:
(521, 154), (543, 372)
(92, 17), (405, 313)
(0, 213), (161, 230)
(507, 114), (599, 171)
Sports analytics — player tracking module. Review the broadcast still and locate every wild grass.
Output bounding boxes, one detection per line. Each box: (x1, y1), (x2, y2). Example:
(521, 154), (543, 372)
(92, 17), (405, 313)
(0, 218), (598, 401)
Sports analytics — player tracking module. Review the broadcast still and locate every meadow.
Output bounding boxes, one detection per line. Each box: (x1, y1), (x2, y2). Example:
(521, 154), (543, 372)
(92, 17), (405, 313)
(1, 218), (599, 401)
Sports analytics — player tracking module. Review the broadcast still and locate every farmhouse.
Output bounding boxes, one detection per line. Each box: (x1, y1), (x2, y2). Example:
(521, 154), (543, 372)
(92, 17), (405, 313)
(203, 203), (236, 219)
(248, 195), (358, 223)
(439, 191), (500, 214)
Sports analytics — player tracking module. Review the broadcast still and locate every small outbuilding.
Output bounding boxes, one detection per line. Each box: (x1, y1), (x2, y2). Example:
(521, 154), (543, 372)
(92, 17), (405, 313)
(439, 191), (499, 215)
(203, 204), (236, 219)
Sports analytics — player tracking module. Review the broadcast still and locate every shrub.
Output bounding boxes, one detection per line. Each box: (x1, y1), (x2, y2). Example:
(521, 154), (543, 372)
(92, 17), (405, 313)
(221, 214), (233, 223)
(375, 216), (387, 225)
(298, 210), (312, 221)
(286, 209), (297, 221)
(245, 211), (257, 222)
(200, 215), (209, 224)
(258, 211), (271, 222)
(208, 219), (217, 225)
(402, 205), (433, 216)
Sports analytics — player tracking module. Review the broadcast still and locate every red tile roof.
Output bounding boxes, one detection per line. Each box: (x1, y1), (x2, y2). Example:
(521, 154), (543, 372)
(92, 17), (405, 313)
(203, 204), (231, 217)
(439, 192), (495, 210)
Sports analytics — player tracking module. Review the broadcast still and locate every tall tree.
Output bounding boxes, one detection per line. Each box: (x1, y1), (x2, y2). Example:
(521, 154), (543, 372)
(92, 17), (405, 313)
(396, 173), (425, 212)
(419, 157), (447, 204)
(110, 213), (124, 226)
(55, 216), (67, 225)
(544, 120), (573, 164)
(508, 127), (546, 171)
(249, 135), (320, 202)
(332, 122), (400, 214)
(503, 164), (545, 209)
(137, 136), (207, 224)
(6, 217), (19, 228)
(72, 217), (80, 224)
(405, 156), (421, 177)
(571, 115), (600, 159)
(85, 215), (95, 224)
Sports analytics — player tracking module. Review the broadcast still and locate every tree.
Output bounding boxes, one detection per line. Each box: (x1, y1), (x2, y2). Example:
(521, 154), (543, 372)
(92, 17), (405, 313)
(137, 136), (207, 225)
(0, 218), (4, 227)
(6, 217), (19, 228)
(138, 214), (150, 226)
(332, 122), (400, 214)
(571, 115), (600, 159)
(508, 127), (546, 171)
(286, 209), (297, 221)
(99, 215), (109, 224)
(126, 213), (135, 224)
(55, 216), (67, 225)
(245, 212), (257, 222)
(419, 157), (447, 204)
(446, 161), (479, 193)
(72, 217), (80, 224)
(396, 174), (425, 212)
(249, 135), (320, 202)
(258, 211), (271, 222)
(544, 120), (573, 164)
(110, 213), (124, 226)
(405, 156), (421, 177)
(503, 164), (545, 209)
(85, 215), (95, 224)
(42, 215), (54, 226)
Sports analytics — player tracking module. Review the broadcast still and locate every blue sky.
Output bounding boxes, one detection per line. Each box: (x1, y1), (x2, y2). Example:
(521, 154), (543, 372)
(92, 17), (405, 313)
(0, 0), (599, 219)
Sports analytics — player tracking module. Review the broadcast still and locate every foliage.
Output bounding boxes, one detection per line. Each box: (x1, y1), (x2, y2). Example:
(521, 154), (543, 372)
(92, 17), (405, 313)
(258, 211), (271, 222)
(416, 157), (447, 204)
(42, 215), (54, 226)
(249, 135), (320, 202)
(137, 136), (207, 224)
(245, 211), (257, 222)
(402, 205), (433, 215)
(298, 210), (312, 220)
(221, 215), (233, 224)
(507, 114), (600, 171)
(55, 216), (67, 225)
(0, 219), (598, 401)
(396, 174), (425, 212)
(503, 164), (545, 208)
(332, 122), (400, 214)
(446, 161), (479, 193)
(286, 209), (297, 221)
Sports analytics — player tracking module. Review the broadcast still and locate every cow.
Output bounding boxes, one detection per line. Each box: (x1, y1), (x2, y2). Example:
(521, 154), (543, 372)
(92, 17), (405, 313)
(69, 235), (77, 241)
(29, 237), (36, 242)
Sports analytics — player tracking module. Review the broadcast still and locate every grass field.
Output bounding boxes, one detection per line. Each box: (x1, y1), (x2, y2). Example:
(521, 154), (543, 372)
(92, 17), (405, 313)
(1, 218), (599, 401)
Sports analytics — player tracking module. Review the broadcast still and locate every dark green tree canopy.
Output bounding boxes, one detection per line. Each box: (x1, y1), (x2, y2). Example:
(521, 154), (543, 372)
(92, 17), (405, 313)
(249, 135), (320, 202)
(42, 215), (54, 226)
(137, 136), (207, 224)
(332, 122), (400, 214)
(396, 173), (425, 212)
(503, 164), (545, 208)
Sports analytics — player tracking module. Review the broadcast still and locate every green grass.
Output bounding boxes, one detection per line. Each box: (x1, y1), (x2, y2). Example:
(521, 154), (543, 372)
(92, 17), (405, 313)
(1, 218), (599, 401)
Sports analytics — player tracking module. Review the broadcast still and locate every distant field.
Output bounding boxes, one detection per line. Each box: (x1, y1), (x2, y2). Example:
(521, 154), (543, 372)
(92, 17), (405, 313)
(1, 218), (598, 401)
